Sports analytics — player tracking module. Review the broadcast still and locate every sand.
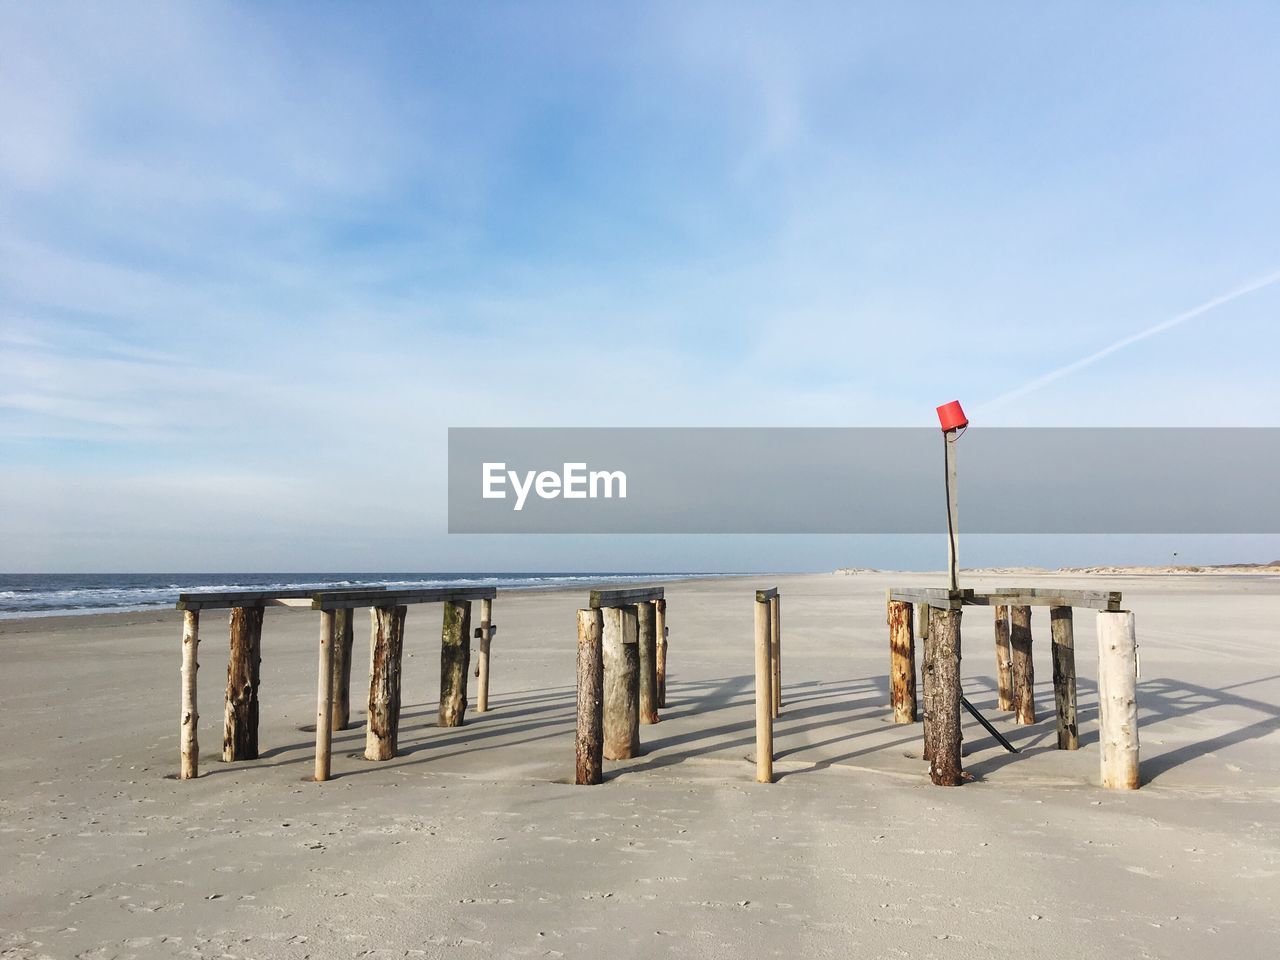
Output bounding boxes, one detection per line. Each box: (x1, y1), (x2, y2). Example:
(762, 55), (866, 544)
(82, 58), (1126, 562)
(1, 571), (1277, 959)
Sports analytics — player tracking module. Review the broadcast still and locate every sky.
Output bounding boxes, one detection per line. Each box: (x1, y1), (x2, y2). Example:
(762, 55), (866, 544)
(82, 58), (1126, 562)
(2, 2), (1279, 573)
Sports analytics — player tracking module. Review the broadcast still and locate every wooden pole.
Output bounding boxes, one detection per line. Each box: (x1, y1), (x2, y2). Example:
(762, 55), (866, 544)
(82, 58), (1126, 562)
(602, 605), (641, 760)
(1097, 610), (1140, 789)
(180, 608), (200, 779)
(917, 602), (929, 640)
(929, 607), (963, 786)
(1010, 605), (1035, 725)
(475, 598), (493, 713)
(888, 600), (917, 723)
(654, 598), (668, 708)
(922, 607), (938, 762)
(330, 608), (354, 731)
(1050, 606), (1078, 750)
(223, 605), (263, 761)
(364, 604), (406, 761)
(314, 608), (335, 782)
(637, 601), (660, 724)
(575, 608), (605, 785)
(439, 599), (472, 727)
(769, 594), (782, 716)
(994, 604), (1013, 712)
(754, 593), (774, 783)
(944, 429), (959, 592)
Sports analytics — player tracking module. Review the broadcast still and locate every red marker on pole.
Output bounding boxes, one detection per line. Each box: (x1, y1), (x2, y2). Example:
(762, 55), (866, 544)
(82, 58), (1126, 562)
(935, 401), (968, 592)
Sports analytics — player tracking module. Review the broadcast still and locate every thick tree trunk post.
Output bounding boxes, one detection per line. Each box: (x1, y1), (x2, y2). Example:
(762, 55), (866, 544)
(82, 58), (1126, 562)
(1097, 611), (1140, 789)
(654, 598), (668, 708)
(930, 607), (963, 786)
(223, 605), (263, 761)
(575, 608), (605, 785)
(439, 600), (472, 727)
(1050, 606), (1079, 750)
(994, 604), (1013, 712)
(769, 594), (782, 716)
(365, 604), (406, 761)
(1010, 605), (1035, 725)
(602, 605), (641, 760)
(754, 593), (774, 783)
(330, 609), (355, 731)
(922, 607), (938, 762)
(888, 600), (917, 723)
(180, 609), (200, 779)
(476, 598), (493, 713)
(637, 601), (660, 724)
(314, 609), (335, 782)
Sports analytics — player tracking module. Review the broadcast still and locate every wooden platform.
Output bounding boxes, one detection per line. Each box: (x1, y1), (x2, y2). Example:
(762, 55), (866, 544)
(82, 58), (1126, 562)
(589, 586), (665, 608)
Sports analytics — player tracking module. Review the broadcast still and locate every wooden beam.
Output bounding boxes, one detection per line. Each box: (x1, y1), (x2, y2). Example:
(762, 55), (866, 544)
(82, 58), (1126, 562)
(177, 589), (316, 610)
(754, 587), (779, 603)
(887, 586), (1122, 611)
(590, 586), (665, 608)
(313, 586), (496, 610)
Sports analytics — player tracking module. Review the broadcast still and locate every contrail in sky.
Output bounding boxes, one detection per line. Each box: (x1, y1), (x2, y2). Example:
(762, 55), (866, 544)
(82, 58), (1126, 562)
(981, 265), (1280, 409)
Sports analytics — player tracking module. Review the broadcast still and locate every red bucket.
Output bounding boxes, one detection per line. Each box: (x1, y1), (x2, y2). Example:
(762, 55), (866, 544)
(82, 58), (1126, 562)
(935, 400), (969, 432)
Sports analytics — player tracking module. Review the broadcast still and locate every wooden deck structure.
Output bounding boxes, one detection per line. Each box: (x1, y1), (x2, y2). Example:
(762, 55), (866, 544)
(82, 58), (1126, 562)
(886, 586), (1139, 790)
(176, 585), (498, 782)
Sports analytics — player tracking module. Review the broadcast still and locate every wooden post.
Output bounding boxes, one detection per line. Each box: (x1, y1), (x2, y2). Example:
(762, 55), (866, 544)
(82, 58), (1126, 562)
(223, 605), (263, 761)
(753, 592), (774, 783)
(994, 604), (1013, 712)
(439, 599), (472, 727)
(575, 608), (605, 785)
(179, 609), (200, 779)
(602, 605), (641, 760)
(654, 599), (667, 708)
(364, 604), (406, 761)
(314, 608), (335, 782)
(636, 601), (660, 724)
(929, 607), (963, 786)
(916, 602), (929, 640)
(476, 598), (493, 713)
(1097, 611), (1140, 789)
(888, 600), (917, 723)
(922, 607), (937, 762)
(330, 608), (355, 731)
(1050, 606), (1078, 750)
(1010, 605), (1035, 725)
(769, 594), (782, 717)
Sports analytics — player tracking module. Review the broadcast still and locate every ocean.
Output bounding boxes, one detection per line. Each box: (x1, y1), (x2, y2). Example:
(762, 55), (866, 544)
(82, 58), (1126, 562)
(0, 572), (723, 619)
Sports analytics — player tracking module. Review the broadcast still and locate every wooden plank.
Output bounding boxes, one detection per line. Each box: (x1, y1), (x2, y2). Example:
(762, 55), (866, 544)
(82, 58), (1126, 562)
(889, 588), (967, 609)
(177, 589), (316, 610)
(313, 586), (496, 609)
(755, 587), (779, 603)
(888, 587), (1122, 611)
(590, 586), (665, 608)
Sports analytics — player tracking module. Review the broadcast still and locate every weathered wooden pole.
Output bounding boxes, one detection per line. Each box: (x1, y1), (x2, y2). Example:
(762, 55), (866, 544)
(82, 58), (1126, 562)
(1097, 610), (1140, 789)
(602, 605), (641, 760)
(637, 601), (660, 724)
(754, 591), (774, 784)
(1050, 606), (1079, 750)
(575, 608), (605, 785)
(994, 604), (1013, 712)
(769, 594), (782, 716)
(475, 598), (494, 713)
(888, 599), (917, 723)
(929, 607), (963, 786)
(365, 604), (406, 761)
(180, 609), (201, 779)
(654, 598), (668, 708)
(1010, 605), (1035, 725)
(439, 599), (472, 727)
(916, 602), (929, 640)
(223, 605), (263, 761)
(921, 606), (937, 762)
(330, 608), (355, 731)
(314, 608), (335, 782)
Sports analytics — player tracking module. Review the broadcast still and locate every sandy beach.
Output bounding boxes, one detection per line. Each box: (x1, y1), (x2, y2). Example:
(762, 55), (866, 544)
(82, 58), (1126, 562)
(2, 570), (1278, 959)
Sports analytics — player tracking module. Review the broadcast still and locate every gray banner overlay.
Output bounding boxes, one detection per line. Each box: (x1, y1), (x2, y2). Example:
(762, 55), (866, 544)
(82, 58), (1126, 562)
(448, 428), (1279, 534)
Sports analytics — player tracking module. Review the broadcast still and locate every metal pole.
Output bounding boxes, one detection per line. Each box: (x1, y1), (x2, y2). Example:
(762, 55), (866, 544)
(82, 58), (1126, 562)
(945, 429), (959, 592)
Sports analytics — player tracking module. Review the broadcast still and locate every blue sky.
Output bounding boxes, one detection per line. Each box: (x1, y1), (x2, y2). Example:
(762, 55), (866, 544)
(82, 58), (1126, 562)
(3, 2), (1279, 572)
